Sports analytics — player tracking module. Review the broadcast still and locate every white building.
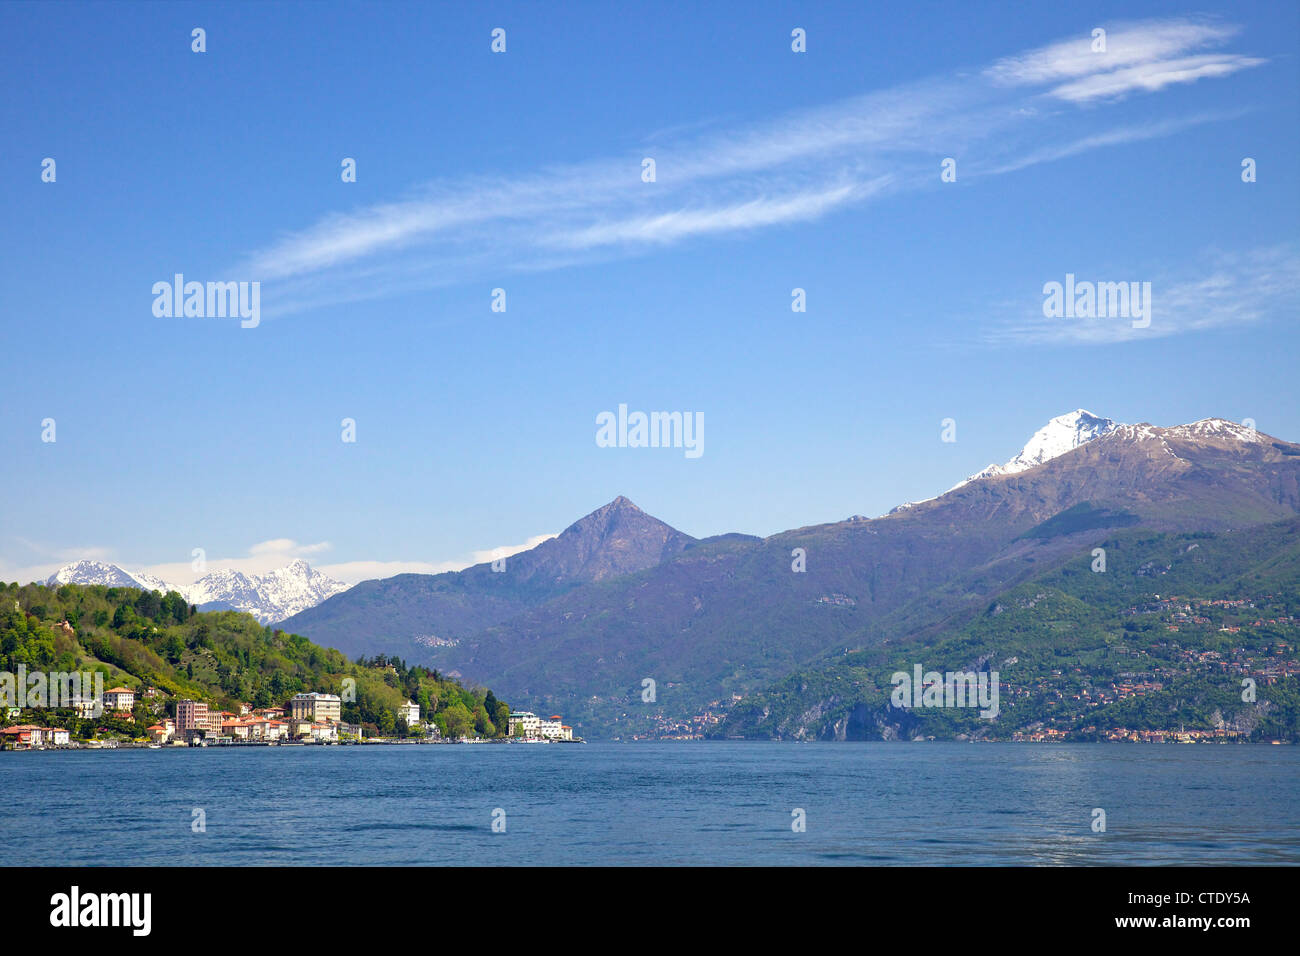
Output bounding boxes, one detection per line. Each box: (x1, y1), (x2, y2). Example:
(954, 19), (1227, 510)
(509, 711), (572, 741)
(508, 711), (540, 737)
(399, 700), (420, 725)
(538, 715), (566, 740)
(103, 687), (135, 711)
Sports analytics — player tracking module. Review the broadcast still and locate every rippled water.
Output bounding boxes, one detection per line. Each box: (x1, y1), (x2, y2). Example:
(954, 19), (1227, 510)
(1, 742), (1296, 865)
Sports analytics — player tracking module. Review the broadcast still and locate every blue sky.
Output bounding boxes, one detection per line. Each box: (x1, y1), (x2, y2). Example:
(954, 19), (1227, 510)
(2, 1), (1297, 585)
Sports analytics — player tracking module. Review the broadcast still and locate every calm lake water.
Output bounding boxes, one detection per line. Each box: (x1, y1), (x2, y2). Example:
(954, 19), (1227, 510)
(2, 742), (1297, 865)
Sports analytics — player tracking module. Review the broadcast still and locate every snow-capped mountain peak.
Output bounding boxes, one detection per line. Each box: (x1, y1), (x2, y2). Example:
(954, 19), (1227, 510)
(973, 409), (1119, 481)
(888, 409), (1121, 514)
(251, 560), (349, 620)
(45, 559), (144, 590)
(42, 559), (348, 624)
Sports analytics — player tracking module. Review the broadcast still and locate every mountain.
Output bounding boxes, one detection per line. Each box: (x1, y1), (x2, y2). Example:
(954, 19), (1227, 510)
(890, 408), (1119, 513)
(277, 495), (695, 660)
(42, 558), (347, 625)
(414, 415), (1300, 736)
(46, 559), (156, 591)
(186, 560), (350, 623)
(952, 408), (1119, 487)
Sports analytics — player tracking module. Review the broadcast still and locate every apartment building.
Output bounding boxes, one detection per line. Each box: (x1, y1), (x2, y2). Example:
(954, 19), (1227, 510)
(176, 699), (209, 733)
(290, 692), (341, 724)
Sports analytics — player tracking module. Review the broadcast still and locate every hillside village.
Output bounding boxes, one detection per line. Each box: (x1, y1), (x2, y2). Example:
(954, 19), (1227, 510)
(3, 678), (581, 748)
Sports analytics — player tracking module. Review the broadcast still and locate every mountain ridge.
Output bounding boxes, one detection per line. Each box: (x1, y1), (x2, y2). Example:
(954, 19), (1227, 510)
(44, 411), (1299, 739)
(419, 413), (1300, 735)
(43, 558), (347, 625)
(276, 494), (695, 658)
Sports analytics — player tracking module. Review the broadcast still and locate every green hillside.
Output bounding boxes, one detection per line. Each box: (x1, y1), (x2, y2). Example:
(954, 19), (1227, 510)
(1, 582), (509, 740)
(716, 519), (1300, 741)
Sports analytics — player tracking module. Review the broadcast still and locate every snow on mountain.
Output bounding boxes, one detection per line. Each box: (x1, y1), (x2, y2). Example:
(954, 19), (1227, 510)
(191, 559), (350, 623)
(42, 558), (348, 625)
(45, 560), (148, 590)
(1164, 418), (1268, 443)
(950, 409), (1119, 490)
(130, 570), (174, 593)
(888, 409), (1119, 514)
(185, 568), (265, 614)
(255, 559), (351, 619)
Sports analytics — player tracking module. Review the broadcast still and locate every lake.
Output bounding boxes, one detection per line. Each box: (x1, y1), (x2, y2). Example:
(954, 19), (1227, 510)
(2, 742), (1297, 865)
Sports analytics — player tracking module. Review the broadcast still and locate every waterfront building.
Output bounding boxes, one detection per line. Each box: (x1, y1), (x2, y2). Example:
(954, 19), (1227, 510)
(290, 692), (342, 724)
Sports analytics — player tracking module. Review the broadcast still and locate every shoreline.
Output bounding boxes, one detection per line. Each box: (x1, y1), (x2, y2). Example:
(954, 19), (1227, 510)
(1, 736), (1288, 752)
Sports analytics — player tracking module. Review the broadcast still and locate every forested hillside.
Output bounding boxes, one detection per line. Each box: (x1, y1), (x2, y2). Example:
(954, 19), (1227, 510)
(717, 520), (1300, 741)
(1, 582), (508, 739)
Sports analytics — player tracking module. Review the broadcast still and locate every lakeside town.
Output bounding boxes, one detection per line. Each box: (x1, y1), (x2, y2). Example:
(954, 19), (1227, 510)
(1, 680), (580, 750)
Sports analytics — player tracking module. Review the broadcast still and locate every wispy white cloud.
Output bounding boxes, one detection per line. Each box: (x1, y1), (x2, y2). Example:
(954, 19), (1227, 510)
(971, 112), (1242, 176)
(1049, 54), (1265, 103)
(237, 17), (1267, 316)
(318, 533), (557, 585)
(248, 538), (331, 557)
(550, 179), (888, 249)
(985, 18), (1241, 85)
(982, 244), (1300, 347)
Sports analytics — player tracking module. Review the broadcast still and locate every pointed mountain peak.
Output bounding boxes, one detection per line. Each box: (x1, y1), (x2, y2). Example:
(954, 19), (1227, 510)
(563, 496), (668, 539)
(1008, 409), (1119, 473)
(908, 409), (1122, 506)
(496, 497), (694, 585)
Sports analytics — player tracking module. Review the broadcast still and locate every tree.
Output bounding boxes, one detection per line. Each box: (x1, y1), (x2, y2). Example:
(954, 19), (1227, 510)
(474, 704), (494, 737)
(441, 702), (473, 739)
(492, 700), (510, 736)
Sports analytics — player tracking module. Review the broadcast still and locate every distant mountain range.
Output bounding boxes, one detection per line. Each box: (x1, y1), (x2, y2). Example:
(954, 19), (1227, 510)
(43, 558), (347, 625)
(275, 411), (1300, 737)
(45, 411), (1300, 737)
